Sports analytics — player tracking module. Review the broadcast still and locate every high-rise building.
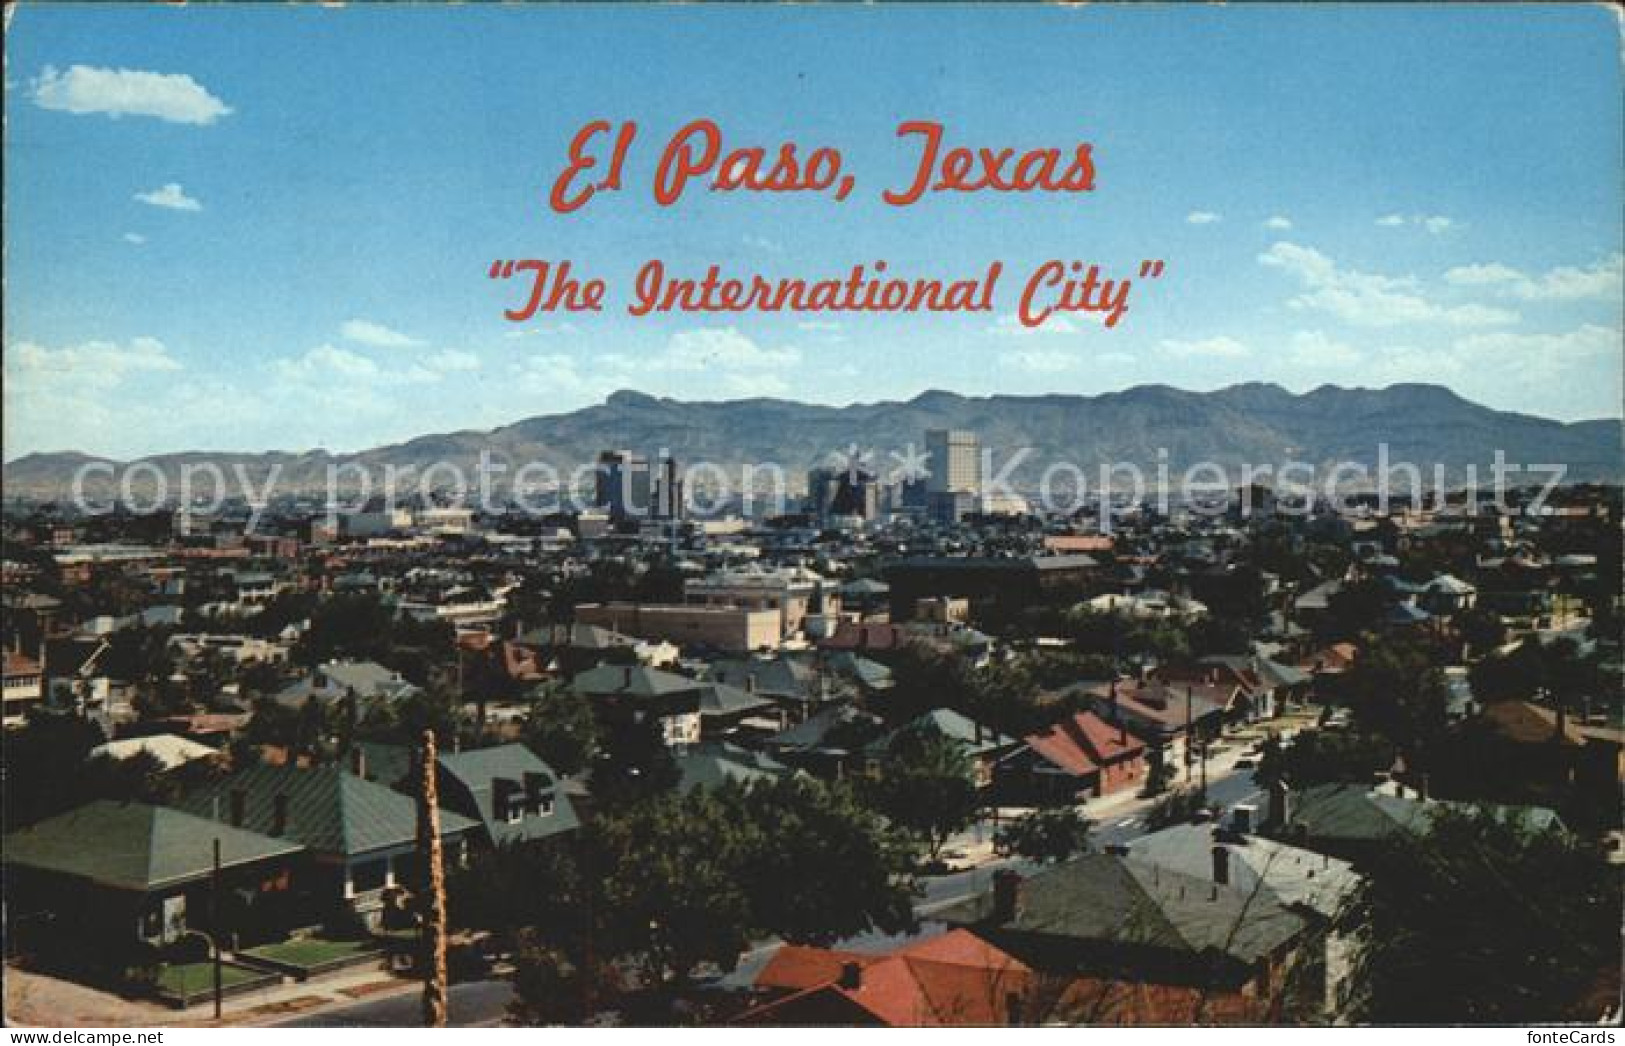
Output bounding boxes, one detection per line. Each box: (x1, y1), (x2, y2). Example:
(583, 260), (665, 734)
(926, 429), (980, 495)
(595, 450), (651, 520)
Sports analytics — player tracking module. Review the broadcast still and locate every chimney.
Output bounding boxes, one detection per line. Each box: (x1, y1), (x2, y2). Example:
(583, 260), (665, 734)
(1211, 845), (1231, 886)
(622, 664), (632, 689)
(1104, 843), (1130, 857)
(1419, 773), (1431, 801)
(271, 794), (289, 836)
(745, 671), (757, 694)
(229, 789), (246, 827)
(992, 869), (1024, 923)
(1268, 779), (1292, 829)
(350, 746), (367, 779)
(838, 962), (863, 991)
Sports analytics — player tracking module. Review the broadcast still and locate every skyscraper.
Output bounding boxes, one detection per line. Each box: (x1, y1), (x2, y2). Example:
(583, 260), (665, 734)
(925, 429), (980, 495)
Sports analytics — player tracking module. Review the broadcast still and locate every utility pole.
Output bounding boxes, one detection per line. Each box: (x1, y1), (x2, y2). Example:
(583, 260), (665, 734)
(417, 729), (449, 1027)
(211, 837), (223, 1020)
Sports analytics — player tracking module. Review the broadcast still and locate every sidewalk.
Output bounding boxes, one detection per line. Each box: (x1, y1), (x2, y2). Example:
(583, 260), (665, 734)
(4, 959), (416, 1028)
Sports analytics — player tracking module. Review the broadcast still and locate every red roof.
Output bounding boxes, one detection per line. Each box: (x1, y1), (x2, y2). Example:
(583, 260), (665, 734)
(743, 930), (1032, 1027)
(1025, 711), (1145, 777)
(3, 651), (41, 677)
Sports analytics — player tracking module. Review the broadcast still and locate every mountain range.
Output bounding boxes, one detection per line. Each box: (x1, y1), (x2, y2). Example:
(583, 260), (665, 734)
(4, 383), (1621, 500)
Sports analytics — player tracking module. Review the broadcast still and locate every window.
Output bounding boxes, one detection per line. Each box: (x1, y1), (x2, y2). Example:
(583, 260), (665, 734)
(505, 802), (525, 824)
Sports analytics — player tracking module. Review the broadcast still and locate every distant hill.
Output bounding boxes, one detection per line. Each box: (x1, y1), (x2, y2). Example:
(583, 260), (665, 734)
(4, 383), (1621, 499)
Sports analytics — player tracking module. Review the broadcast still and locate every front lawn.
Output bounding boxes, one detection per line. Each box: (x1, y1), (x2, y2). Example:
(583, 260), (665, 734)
(241, 937), (379, 970)
(156, 960), (265, 996)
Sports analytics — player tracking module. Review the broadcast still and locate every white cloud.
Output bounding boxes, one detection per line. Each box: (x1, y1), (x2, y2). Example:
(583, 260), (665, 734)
(31, 64), (232, 125)
(999, 348), (1081, 373)
(1159, 335), (1251, 359)
(1452, 324), (1619, 366)
(423, 349), (481, 373)
(123, 232), (146, 245)
(988, 313), (1088, 337)
(134, 183), (201, 211)
(651, 327), (800, 371)
(1258, 241), (1519, 328)
(340, 319), (422, 348)
(1444, 253), (1622, 302)
(1286, 330), (1363, 368)
(1264, 216), (1293, 231)
(7, 336), (183, 388)
(1186, 211), (1222, 225)
(1376, 213), (1455, 234)
(270, 344), (381, 382)
(742, 234), (782, 253)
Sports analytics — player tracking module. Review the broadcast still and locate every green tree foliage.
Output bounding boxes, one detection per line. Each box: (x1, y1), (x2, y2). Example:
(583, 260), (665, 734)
(1256, 729), (1398, 790)
(521, 683), (600, 778)
(861, 729), (980, 860)
(1, 713), (106, 830)
(588, 717), (679, 809)
(1344, 808), (1621, 1023)
(1343, 638), (1450, 755)
(994, 807), (1092, 864)
(732, 776), (918, 945)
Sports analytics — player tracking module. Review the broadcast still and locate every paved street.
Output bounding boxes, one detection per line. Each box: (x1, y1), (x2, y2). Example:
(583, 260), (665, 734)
(276, 979), (514, 1028)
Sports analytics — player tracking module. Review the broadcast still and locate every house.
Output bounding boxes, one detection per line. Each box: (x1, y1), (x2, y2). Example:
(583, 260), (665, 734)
(675, 740), (796, 793)
(89, 734), (223, 771)
(1078, 679), (1227, 777)
(765, 704), (885, 779)
(1125, 820), (1361, 1016)
(271, 659), (420, 710)
(574, 601), (781, 653)
(571, 663), (704, 748)
(177, 762), (477, 930)
(935, 857), (1313, 1024)
(1275, 781), (1564, 866)
(1000, 710), (1147, 803)
(4, 800), (303, 949)
(865, 708), (1018, 789)
(435, 743), (580, 848)
(737, 929), (1034, 1026)
(3, 649), (45, 727)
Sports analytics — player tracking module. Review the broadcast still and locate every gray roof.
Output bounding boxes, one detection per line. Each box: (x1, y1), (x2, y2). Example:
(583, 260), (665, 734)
(573, 663), (705, 700)
(4, 800), (302, 892)
(1126, 823), (1359, 920)
(936, 853), (1308, 967)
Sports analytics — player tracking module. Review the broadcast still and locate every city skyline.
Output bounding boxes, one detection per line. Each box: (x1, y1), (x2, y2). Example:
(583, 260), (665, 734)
(4, 4), (1622, 461)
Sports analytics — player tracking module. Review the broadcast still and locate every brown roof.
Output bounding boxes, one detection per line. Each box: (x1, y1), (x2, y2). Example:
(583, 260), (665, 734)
(1477, 700), (1588, 747)
(3, 651), (42, 677)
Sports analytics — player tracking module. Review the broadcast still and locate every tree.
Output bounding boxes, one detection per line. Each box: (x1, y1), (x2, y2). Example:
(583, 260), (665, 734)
(732, 776), (918, 945)
(594, 790), (755, 988)
(2, 712), (106, 831)
(588, 717), (679, 809)
(1343, 807), (1620, 1022)
(1256, 729), (1396, 790)
(1144, 787), (1208, 831)
(861, 729), (980, 861)
(994, 807), (1092, 864)
(1343, 638), (1449, 756)
(522, 684), (599, 778)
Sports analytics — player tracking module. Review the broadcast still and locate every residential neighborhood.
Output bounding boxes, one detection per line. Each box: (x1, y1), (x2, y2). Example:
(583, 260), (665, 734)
(2, 435), (1620, 1026)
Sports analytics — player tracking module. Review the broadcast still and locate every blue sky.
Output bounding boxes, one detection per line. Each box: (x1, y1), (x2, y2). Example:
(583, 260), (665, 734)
(4, 4), (1621, 459)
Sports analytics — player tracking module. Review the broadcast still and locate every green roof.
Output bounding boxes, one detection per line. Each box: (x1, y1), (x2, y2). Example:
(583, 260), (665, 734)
(3, 800), (302, 892)
(436, 744), (580, 845)
(178, 763), (477, 859)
